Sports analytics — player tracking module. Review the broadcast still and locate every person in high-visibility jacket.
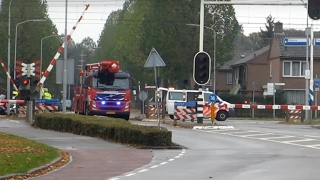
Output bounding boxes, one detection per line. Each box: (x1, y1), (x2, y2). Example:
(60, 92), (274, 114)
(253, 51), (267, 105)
(12, 91), (18, 99)
(42, 88), (52, 100)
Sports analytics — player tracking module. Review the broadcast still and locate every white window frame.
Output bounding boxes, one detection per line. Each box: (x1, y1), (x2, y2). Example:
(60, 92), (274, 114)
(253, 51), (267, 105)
(227, 72), (232, 84)
(282, 61), (306, 77)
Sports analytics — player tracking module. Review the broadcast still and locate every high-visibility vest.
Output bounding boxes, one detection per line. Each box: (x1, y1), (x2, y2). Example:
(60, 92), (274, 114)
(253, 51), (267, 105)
(44, 92), (52, 99)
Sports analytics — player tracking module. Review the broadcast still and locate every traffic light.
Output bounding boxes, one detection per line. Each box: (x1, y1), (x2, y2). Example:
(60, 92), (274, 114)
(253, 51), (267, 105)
(308, 0), (320, 20)
(20, 78), (30, 90)
(19, 89), (31, 101)
(193, 51), (211, 85)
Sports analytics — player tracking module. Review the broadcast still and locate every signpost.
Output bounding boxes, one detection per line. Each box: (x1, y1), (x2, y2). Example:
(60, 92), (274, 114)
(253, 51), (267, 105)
(209, 93), (217, 123)
(138, 91), (148, 115)
(144, 48), (166, 130)
(283, 38), (310, 46)
(314, 38), (320, 46)
(264, 83), (285, 119)
(284, 34), (313, 123)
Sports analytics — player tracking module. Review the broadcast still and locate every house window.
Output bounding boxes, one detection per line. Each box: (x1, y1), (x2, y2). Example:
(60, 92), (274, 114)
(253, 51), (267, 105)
(227, 72), (232, 84)
(283, 61), (306, 77)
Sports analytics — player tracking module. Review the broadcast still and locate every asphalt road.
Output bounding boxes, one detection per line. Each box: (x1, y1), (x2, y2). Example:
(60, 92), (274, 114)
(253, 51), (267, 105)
(3, 117), (320, 180)
(108, 120), (320, 180)
(0, 119), (154, 180)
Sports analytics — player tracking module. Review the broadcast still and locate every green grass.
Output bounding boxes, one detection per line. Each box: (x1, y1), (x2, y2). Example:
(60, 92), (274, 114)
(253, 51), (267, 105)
(0, 132), (60, 176)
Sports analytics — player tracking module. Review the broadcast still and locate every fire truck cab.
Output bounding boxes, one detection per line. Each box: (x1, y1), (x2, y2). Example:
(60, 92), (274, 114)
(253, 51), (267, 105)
(73, 60), (136, 120)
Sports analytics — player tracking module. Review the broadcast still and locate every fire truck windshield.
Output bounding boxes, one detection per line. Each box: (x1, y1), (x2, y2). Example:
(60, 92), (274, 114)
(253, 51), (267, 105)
(92, 77), (130, 90)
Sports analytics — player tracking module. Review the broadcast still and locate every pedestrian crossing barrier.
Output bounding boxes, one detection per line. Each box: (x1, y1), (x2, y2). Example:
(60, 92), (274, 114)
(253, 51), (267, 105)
(173, 101), (197, 124)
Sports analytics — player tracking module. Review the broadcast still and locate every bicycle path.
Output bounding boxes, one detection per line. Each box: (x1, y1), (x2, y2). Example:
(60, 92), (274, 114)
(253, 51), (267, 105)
(0, 119), (152, 180)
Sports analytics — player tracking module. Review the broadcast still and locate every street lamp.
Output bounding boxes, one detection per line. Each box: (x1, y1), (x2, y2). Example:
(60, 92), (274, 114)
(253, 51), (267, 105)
(7, 0), (13, 115)
(40, 34), (64, 98)
(14, 19), (46, 80)
(186, 23), (217, 93)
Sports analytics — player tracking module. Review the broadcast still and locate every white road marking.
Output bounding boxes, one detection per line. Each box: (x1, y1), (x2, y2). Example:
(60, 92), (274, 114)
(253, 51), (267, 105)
(226, 131), (258, 135)
(9, 120), (19, 123)
(241, 133), (273, 137)
(260, 136), (294, 140)
(125, 173), (135, 177)
(138, 169), (148, 173)
(160, 162), (167, 165)
(196, 129), (320, 151)
(305, 135), (320, 138)
(282, 139), (316, 143)
(306, 144), (320, 147)
(108, 149), (187, 179)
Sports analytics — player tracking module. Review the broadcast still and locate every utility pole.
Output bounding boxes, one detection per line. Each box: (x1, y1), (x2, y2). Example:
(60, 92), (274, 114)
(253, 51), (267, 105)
(62, 0), (68, 113)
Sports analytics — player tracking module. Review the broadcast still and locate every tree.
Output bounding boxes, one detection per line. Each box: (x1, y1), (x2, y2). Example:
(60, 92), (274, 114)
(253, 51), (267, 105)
(260, 14), (274, 45)
(0, 0), (61, 97)
(96, 0), (239, 86)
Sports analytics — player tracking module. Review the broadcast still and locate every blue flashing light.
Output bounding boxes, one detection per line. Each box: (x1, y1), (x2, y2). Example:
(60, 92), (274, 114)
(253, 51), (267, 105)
(101, 101), (106, 105)
(116, 101), (121, 105)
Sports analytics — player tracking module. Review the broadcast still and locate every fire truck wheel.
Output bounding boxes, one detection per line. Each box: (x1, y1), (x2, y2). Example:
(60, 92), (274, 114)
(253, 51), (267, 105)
(123, 114), (130, 121)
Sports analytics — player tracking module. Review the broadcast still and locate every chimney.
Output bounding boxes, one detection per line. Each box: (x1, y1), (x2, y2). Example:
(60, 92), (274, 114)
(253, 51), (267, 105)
(274, 22), (283, 34)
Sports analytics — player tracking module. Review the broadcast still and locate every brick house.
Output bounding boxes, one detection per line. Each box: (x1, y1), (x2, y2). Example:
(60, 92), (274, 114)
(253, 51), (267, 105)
(215, 22), (320, 105)
(215, 46), (270, 95)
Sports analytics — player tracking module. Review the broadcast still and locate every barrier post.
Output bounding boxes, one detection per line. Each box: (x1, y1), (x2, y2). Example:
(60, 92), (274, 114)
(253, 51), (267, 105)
(211, 102), (217, 124)
(26, 101), (33, 124)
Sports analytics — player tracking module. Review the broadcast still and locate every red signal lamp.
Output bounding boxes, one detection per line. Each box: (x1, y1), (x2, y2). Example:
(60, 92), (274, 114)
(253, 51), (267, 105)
(22, 79), (29, 85)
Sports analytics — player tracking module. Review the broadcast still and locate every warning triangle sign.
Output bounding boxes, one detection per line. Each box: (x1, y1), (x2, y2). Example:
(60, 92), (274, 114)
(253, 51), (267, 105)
(144, 48), (166, 68)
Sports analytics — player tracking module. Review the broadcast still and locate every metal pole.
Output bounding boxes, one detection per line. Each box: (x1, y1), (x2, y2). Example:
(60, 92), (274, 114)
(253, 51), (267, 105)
(305, 10), (311, 122)
(199, 0), (204, 52)
(40, 35), (64, 99)
(273, 82), (276, 119)
(14, 23), (17, 80)
(40, 38), (43, 98)
(252, 82), (255, 118)
(62, 0), (68, 113)
(316, 73), (318, 118)
(309, 24), (314, 124)
(15, 19), (46, 81)
(213, 32), (216, 93)
(7, 0), (13, 116)
(155, 67), (160, 130)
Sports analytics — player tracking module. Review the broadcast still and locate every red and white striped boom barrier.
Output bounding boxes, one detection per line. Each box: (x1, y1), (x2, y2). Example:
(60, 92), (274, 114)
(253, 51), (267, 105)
(0, 59), (18, 91)
(229, 104), (320, 110)
(0, 100), (25, 104)
(37, 4), (90, 87)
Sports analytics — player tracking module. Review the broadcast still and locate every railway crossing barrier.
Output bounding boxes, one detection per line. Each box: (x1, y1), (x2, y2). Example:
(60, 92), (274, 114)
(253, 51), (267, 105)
(285, 109), (303, 122)
(173, 101), (197, 125)
(144, 101), (165, 119)
(17, 99), (61, 117)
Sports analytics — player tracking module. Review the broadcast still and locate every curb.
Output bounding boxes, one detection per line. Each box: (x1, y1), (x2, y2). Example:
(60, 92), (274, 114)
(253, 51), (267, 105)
(0, 151), (64, 180)
(138, 142), (188, 150)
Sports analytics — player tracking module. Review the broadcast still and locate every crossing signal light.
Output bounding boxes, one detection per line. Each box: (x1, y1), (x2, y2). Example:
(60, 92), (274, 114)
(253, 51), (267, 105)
(308, 0), (320, 20)
(22, 79), (29, 85)
(20, 78), (30, 90)
(193, 51), (211, 85)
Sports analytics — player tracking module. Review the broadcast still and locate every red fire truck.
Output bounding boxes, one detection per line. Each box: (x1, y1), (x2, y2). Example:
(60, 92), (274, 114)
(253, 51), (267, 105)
(73, 60), (136, 120)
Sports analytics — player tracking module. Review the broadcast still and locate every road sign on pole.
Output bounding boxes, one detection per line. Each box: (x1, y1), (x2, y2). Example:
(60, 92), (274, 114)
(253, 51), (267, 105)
(314, 38), (320, 46)
(209, 93), (217, 103)
(283, 37), (310, 46)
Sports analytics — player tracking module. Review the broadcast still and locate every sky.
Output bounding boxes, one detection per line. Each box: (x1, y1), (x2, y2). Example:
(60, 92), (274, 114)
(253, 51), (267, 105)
(46, 0), (318, 43)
